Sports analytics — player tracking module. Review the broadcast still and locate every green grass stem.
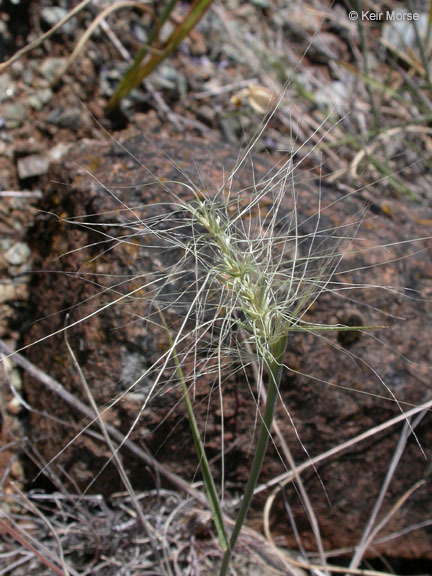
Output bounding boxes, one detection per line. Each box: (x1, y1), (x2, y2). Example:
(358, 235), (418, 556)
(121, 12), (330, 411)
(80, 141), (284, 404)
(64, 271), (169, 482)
(159, 310), (229, 552)
(219, 334), (287, 576)
(108, 0), (214, 111)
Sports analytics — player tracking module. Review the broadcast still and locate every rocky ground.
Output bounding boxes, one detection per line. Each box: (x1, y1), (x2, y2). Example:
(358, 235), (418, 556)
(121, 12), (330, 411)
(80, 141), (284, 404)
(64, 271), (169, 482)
(1, 1), (432, 575)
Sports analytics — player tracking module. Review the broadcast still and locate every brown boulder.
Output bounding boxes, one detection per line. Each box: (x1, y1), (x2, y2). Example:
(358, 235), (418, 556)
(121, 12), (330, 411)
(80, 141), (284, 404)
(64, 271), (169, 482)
(23, 129), (432, 560)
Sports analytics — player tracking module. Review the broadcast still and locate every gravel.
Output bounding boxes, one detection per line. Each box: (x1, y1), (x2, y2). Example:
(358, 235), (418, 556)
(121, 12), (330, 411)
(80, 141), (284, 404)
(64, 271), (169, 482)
(17, 154), (50, 179)
(4, 242), (31, 266)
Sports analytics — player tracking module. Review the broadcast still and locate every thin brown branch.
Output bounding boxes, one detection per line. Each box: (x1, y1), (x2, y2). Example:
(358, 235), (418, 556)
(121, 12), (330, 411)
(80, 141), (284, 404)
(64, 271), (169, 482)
(0, 0), (93, 72)
(0, 338), (207, 506)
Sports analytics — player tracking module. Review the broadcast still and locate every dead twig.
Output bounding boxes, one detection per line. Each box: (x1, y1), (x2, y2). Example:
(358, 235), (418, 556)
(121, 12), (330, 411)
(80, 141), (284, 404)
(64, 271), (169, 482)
(0, 0), (93, 73)
(348, 406), (429, 572)
(63, 319), (164, 572)
(255, 396), (432, 497)
(0, 515), (74, 576)
(0, 338), (207, 506)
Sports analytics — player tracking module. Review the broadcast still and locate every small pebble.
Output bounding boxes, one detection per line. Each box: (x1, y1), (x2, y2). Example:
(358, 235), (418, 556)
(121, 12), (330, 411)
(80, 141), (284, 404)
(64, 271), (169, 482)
(27, 95), (41, 110)
(0, 239), (12, 251)
(0, 73), (14, 103)
(22, 68), (34, 85)
(3, 103), (26, 128)
(0, 283), (16, 304)
(48, 141), (73, 162)
(27, 88), (53, 110)
(5, 242), (31, 266)
(6, 397), (23, 416)
(10, 459), (24, 479)
(154, 63), (186, 93)
(40, 57), (67, 82)
(17, 154), (50, 179)
(46, 107), (82, 130)
(9, 60), (24, 79)
(0, 282), (29, 304)
(14, 138), (44, 155)
(41, 6), (77, 36)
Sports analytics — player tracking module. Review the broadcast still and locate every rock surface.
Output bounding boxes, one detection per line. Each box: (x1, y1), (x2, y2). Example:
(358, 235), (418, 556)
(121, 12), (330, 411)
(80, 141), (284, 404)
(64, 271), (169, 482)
(23, 130), (432, 559)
